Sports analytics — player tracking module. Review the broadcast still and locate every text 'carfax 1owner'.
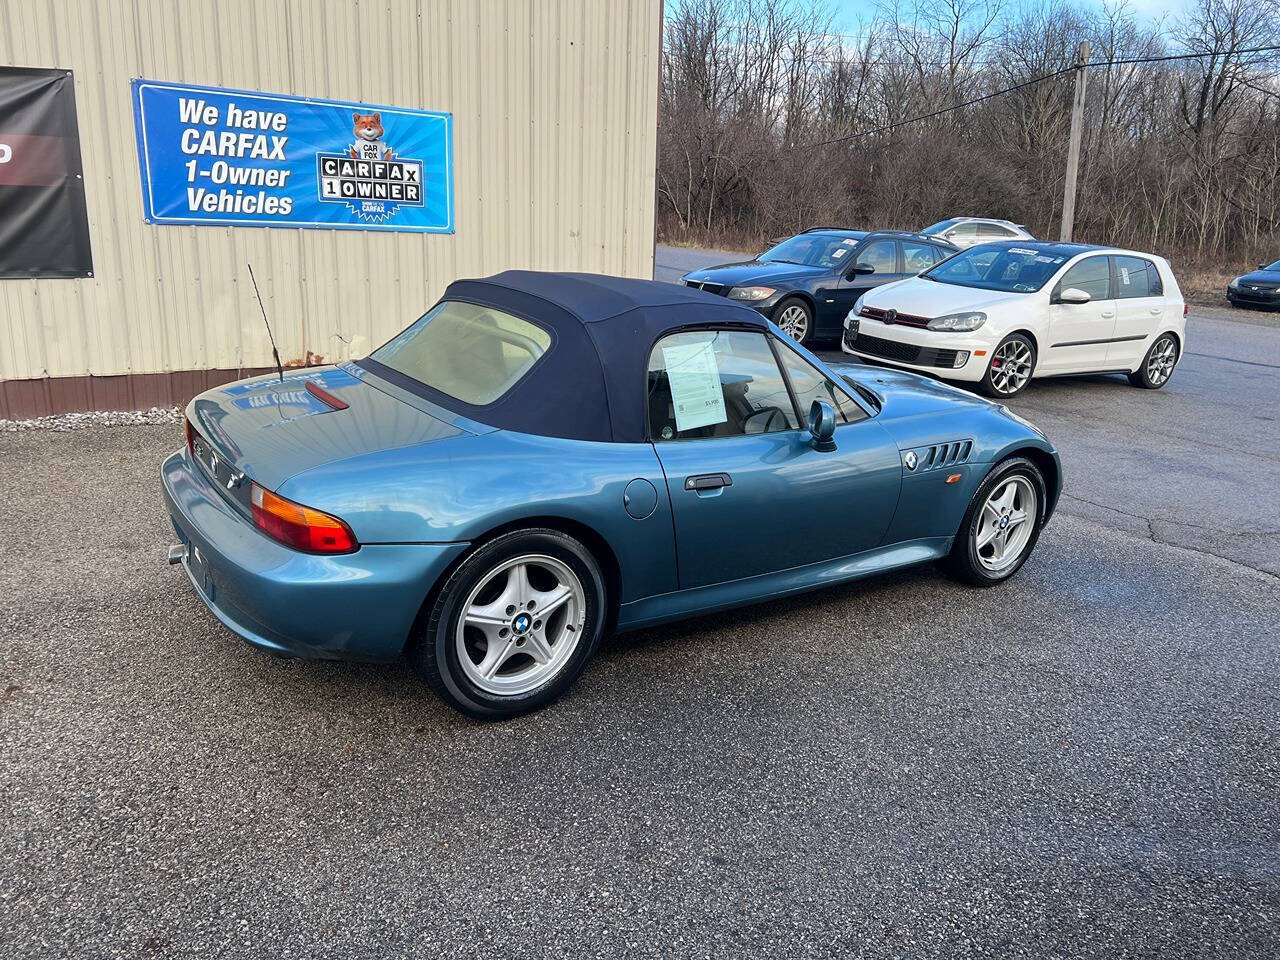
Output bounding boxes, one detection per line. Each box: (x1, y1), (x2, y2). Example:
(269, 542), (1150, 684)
(131, 79), (453, 234)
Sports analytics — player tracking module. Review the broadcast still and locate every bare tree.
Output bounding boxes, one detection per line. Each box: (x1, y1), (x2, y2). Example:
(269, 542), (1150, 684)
(657, 0), (1280, 266)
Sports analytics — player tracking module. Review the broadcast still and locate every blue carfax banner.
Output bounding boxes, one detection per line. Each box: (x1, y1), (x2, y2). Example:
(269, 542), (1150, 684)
(131, 79), (453, 233)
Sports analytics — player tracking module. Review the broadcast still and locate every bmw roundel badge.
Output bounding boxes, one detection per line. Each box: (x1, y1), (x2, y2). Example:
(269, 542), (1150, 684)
(904, 451), (918, 471)
(885, 308), (898, 325)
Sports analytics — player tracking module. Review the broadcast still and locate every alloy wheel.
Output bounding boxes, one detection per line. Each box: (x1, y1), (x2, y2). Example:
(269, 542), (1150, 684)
(1146, 335), (1177, 386)
(989, 339), (1033, 395)
(975, 476), (1037, 572)
(455, 554), (586, 696)
(777, 304), (809, 341)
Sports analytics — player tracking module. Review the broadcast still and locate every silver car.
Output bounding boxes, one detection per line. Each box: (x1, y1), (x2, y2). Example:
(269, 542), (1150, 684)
(922, 217), (1035, 249)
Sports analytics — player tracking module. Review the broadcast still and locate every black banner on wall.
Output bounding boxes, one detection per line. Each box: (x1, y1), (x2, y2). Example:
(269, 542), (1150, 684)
(0, 67), (93, 278)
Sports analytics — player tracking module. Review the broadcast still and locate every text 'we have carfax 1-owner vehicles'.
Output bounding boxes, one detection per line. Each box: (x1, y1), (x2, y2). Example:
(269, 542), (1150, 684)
(844, 241), (1187, 397)
(164, 273), (1061, 719)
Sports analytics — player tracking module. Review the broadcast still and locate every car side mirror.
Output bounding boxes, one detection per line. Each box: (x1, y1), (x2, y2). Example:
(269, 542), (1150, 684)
(808, 400), (837, 452)
(1057, 287), (1091, 305)
(850, 262), (875, 276)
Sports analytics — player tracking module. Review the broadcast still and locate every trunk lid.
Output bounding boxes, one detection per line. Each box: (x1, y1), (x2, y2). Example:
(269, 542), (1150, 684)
(187, 363), (468, 490)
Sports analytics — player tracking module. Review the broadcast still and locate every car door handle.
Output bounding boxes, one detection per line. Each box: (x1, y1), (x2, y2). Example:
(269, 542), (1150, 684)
(1101, 311), (1115, 318)
(684, 473), (733, 492)
(1149, 307), (1162, 314)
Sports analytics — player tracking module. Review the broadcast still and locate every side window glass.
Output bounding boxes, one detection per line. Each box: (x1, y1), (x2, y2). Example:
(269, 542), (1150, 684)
(949, 223), (980, 238)
(902, 241), (938, 273)
(776, 341), (868, 425)
(1114, 256), (1155, 299)
(1057, 256), (1111, 301)
(1147, 261), (1164, 296)
(647, 330), (799, 441)
(855, 239), (897, 273)
(979, 223), (1016, 237)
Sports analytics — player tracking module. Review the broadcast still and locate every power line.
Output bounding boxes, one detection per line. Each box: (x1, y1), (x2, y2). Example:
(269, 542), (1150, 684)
(810, 45), (1280, 147)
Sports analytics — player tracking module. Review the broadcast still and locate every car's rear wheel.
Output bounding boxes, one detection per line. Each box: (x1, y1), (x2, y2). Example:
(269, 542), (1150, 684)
(773, 297), (813, 345)
(979, 333), (1036, 397)
(944, 456), (1046, 586)
(1127, 333), (1178, 389)
(412, 528), (606, 719)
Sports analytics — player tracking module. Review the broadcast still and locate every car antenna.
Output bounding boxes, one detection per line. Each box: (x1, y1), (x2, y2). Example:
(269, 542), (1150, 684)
(247, 262), (284, 383)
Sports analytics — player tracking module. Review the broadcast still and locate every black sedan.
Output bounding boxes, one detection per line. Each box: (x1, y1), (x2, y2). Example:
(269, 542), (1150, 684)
(679, 228), (958, 345)
(1228, 258), (1280, 309)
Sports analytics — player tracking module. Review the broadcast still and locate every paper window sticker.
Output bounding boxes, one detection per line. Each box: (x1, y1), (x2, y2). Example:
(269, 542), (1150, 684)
(842, 238), (858, 246)
(1120, 267), (1131, 284)
(832, 248), (848, 258)
(1008, 247), (1037, 256)
(662, 340), (728, 432)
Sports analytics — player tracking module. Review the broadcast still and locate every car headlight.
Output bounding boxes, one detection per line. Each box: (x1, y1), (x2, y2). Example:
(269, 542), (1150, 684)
(926, 311), (986, 332)
(728, 285), (777, 301)
(1229, 277), (1241, 289)
(853, 293), (866, 316)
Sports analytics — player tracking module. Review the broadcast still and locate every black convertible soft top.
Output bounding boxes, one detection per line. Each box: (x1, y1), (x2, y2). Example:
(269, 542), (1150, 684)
(367, 271), (772, 443)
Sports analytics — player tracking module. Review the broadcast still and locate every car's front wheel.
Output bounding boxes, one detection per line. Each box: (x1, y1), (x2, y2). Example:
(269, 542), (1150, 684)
(773, 296), (814, 345)
(944, 456), (1046, 586)
(412, 528), (606, 719)
(1127, 333), (1178, 389)
(979, 333), (1036, 397)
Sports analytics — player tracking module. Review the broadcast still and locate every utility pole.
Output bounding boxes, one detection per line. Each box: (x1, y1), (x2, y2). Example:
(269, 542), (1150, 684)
(1059, 40), (1090, 243)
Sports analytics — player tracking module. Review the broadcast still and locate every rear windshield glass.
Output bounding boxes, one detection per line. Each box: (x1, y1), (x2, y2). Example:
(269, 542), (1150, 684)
(922, 244), (1068, 293)
(371, 301), (551, 405)
(921, 219), (962, 235)
(759, 233), (863, 269)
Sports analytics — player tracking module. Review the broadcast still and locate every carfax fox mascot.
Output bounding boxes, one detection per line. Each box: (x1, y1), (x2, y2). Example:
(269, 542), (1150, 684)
(350, 112), (394, 161)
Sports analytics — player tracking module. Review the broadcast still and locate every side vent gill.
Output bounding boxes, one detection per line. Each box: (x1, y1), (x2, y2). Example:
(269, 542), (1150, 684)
(909, 439), (974, 473)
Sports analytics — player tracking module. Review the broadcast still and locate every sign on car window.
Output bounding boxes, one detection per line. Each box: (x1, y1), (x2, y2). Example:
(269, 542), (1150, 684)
(662, 339), (727, 432)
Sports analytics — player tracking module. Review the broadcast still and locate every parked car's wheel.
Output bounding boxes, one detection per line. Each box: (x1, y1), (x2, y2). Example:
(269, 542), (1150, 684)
(944, 456), (1046, 586)
(1127, 333), (1178, 389)
(773, 297), (814, 345)
(978, 333), (1036, 398)
(412, 528), (606, 719)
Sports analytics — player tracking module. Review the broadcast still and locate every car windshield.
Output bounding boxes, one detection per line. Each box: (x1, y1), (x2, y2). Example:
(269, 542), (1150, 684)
(1264, 258), (1280, 271)
(922, 244), (1069, 293)
(371, 300), (551, 405)
(758, 233), (862, 269)
(922, 219), (962, 235)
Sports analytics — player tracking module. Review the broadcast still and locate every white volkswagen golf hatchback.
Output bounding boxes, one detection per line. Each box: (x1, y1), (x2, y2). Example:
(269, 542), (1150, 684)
(842, 241), (1186, 397)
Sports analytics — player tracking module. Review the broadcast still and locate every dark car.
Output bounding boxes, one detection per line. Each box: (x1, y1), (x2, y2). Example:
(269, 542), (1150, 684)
(1227, 258), (1280, 309)
(679, 228), (958, 346)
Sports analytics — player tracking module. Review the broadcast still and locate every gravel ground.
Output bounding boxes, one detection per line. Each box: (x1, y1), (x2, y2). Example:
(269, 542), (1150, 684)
(0, 406), (180, 433)
(2, 422), (1278, 958)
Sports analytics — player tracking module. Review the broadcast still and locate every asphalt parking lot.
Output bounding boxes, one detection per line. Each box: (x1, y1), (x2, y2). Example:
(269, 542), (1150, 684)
(1, 253), (1277, 958)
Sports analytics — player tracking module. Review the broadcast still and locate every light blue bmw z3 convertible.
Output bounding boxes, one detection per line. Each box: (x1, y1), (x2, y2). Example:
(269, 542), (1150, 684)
(163, 271), (1061, 718)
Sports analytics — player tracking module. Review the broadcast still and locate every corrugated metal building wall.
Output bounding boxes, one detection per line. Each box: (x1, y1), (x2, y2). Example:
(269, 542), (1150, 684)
(0, 0), (660, 417)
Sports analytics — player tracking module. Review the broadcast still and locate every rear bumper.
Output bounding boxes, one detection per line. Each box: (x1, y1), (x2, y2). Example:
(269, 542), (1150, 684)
(161, 449), (468, 662)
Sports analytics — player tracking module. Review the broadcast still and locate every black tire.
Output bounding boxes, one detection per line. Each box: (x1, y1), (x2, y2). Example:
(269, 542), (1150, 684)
(978, 332), (1036, 398)
(773, 296), (814, 346)
(943, 456), (1047, 587)
(410, 528), (607, 720)
(1127, 332), (1179, 389)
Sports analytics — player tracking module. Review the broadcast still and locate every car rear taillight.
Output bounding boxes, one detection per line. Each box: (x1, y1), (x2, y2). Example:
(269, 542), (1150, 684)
(1184, 303), (1189, 317)
(185, 417), (196, 457)
(250, 483), (358, 554)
